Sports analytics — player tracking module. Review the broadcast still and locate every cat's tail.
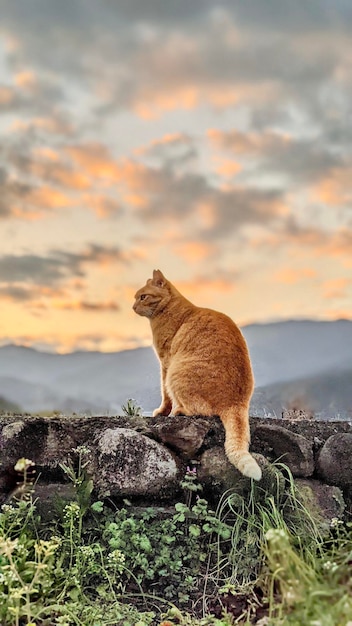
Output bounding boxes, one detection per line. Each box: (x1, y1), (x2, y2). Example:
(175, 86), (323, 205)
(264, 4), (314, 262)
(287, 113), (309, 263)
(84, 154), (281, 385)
(221, 407), (262, 481)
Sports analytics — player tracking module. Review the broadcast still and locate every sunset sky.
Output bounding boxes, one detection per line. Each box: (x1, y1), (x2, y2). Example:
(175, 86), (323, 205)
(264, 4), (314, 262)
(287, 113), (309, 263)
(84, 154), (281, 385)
(1, 0), (352, 353)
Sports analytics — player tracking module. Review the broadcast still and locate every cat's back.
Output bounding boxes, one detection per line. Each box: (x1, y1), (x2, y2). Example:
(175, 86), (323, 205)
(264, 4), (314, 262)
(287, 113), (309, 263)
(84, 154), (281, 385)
(170, 305), (253, 398)
(172, 305), (248, 355)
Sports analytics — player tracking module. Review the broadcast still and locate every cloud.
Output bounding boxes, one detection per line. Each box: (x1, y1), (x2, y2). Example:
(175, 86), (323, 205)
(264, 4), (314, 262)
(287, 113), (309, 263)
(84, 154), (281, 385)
(322, 278), (351, 300)
(64, 142), (286, 237)
(3, 143), (123, 220)
(0, 168), (33, 218)
(82, 194), (122, 217)
(0, 283), (65, 302)
(0, 85), (17, 109)
(12, 149), (91, 191)
(175, 269), (239, 299)
(51, 299), (119, 312)
(10, 114), (74, 136)
(65, 143), (120, 180)
(273, 267), (317, 285)
(136, 132), (197, 167)
(208, 128), (343, 188)
(3, 0), (351, 122)
(248, 217), (352, 267)
(0, 244), (128, 285)
(310, 167), (352, 207)
(173, 241), (216, 263)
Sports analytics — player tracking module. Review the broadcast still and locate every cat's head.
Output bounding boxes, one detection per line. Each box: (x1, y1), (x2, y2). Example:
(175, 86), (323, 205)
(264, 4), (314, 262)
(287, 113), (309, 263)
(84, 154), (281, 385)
(133, 269), (171, 318)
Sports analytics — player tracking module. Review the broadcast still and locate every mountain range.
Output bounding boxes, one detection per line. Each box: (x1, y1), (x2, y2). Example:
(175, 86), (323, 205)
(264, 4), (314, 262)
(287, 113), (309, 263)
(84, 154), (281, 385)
(0, 320), (351, 419)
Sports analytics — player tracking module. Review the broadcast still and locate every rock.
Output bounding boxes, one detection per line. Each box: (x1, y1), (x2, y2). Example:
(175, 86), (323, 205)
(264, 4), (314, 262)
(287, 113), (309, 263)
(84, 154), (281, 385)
(198, 446), (270, 497)
(150, 416), (210, 457)
(253, 424), (314, 477)
(316, 433), (352, 488)
(281, 408), (314, 420)
(91, 427), (183, 498)
(0, 417), (76, 471)
(2, 420), (26, 440)
(25, 483), (77, 522)
(0, 418), (77, 506)
(295, 479), (345, 533)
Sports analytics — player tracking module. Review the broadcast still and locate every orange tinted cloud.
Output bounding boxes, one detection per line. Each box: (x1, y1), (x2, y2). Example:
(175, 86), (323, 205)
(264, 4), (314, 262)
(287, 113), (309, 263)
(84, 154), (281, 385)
(316, 230), (352, 263)
(0, 86), (15, 106)
(274, 267), (317, 284)
(26, 158), (91, 190)
(66, 146), (160, 198)
(251, 226), (352, 265)
(33, 147), (60, 161)
(9, 185), (72, 221)
(177, 275), (235, 298)
(136, 132), (191, 154)
(133, 82), (278, 119)
(11, 116), (73, 135)
(322, 278), (351, 299)
(0, 284), (66, 303)
(83, 194), (121, 217)
(214, 158), (242, 178)
(134, 87), (199, 119)
(311, 168), (352, 206)
(28, 186), (72, 209)
(174, 241), (215, 262)
(324, 308), (352, 321)
(51, 299), (119, 311)
(208, 127), (289, 155)
(14, 70), (37, 89)
(66, 143), (120, 180)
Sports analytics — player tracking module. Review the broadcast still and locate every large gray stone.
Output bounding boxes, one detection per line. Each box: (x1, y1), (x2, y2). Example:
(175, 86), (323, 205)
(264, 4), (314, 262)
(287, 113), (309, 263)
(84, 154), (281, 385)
(91, 427), (183, 498)
(295, 479), (345, 533)
(25, 483), (77, 522)
(198, 446), (269, 497)
(0, 418), (77, 500)
(253, 424), (314, 477)
(0, 417), (76, 469)
(150, 416), (210, 457)
(316, 433), (352, 488)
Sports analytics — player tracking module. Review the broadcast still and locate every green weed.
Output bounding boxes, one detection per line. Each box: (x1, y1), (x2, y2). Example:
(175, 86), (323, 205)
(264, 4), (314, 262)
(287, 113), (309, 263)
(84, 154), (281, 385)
(121, 398), (143, 417)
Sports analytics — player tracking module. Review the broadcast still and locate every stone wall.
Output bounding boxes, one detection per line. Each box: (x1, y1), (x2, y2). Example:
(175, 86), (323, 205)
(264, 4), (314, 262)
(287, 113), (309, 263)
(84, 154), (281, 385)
(0, 414), (351, 525)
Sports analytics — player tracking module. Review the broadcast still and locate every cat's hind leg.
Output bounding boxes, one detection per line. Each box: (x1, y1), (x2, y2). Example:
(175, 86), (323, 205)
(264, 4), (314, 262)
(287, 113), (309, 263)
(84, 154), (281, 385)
(173, 406), (187, 416)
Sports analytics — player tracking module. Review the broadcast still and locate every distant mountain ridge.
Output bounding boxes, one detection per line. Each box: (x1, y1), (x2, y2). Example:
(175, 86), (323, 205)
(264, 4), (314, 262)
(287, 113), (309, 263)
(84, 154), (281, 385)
(0, 319), (351, 419)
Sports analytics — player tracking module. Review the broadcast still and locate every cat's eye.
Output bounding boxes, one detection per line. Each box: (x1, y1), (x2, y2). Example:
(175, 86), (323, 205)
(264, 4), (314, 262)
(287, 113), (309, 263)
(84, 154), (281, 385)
(140, 294), (148, 300)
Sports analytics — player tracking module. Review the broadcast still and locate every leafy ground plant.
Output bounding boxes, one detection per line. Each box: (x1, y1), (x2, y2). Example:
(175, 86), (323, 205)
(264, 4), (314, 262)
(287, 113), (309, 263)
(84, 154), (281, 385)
(0, 451), (155, 626)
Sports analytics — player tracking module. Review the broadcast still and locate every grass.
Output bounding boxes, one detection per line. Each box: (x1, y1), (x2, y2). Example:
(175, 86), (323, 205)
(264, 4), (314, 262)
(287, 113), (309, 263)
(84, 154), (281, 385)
(0, 449), (351, 625)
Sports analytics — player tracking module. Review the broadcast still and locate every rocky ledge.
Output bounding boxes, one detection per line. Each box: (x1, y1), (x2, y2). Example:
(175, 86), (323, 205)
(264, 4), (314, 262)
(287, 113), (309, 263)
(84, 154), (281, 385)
(0, 414), (351, 528)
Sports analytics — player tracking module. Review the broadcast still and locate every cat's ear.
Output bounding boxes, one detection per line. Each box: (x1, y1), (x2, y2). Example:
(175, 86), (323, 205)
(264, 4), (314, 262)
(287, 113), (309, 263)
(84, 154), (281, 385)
(152, 269), (166, 287)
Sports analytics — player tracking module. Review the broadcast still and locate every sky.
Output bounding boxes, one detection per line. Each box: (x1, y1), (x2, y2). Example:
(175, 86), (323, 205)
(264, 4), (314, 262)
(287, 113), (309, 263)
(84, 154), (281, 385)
(0, 0), (352, 353)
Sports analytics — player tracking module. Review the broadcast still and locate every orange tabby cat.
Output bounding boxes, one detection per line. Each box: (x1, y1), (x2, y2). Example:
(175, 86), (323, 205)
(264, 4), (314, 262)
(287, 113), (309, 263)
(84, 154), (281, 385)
(133, 270), (261, 480)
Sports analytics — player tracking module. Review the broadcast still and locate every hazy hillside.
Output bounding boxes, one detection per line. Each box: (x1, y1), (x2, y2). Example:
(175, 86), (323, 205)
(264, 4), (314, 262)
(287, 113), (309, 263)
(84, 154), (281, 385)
(244, 319), (352, 386)
(0, 320), (351, 417)
(251, 368), (352, 419)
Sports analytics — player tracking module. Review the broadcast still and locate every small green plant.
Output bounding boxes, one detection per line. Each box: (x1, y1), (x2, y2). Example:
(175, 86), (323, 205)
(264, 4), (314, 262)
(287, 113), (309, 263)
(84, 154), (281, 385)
(122, 398), (143, 417)
(59, 445), (94, 516)
(180, 465), (204, 508)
